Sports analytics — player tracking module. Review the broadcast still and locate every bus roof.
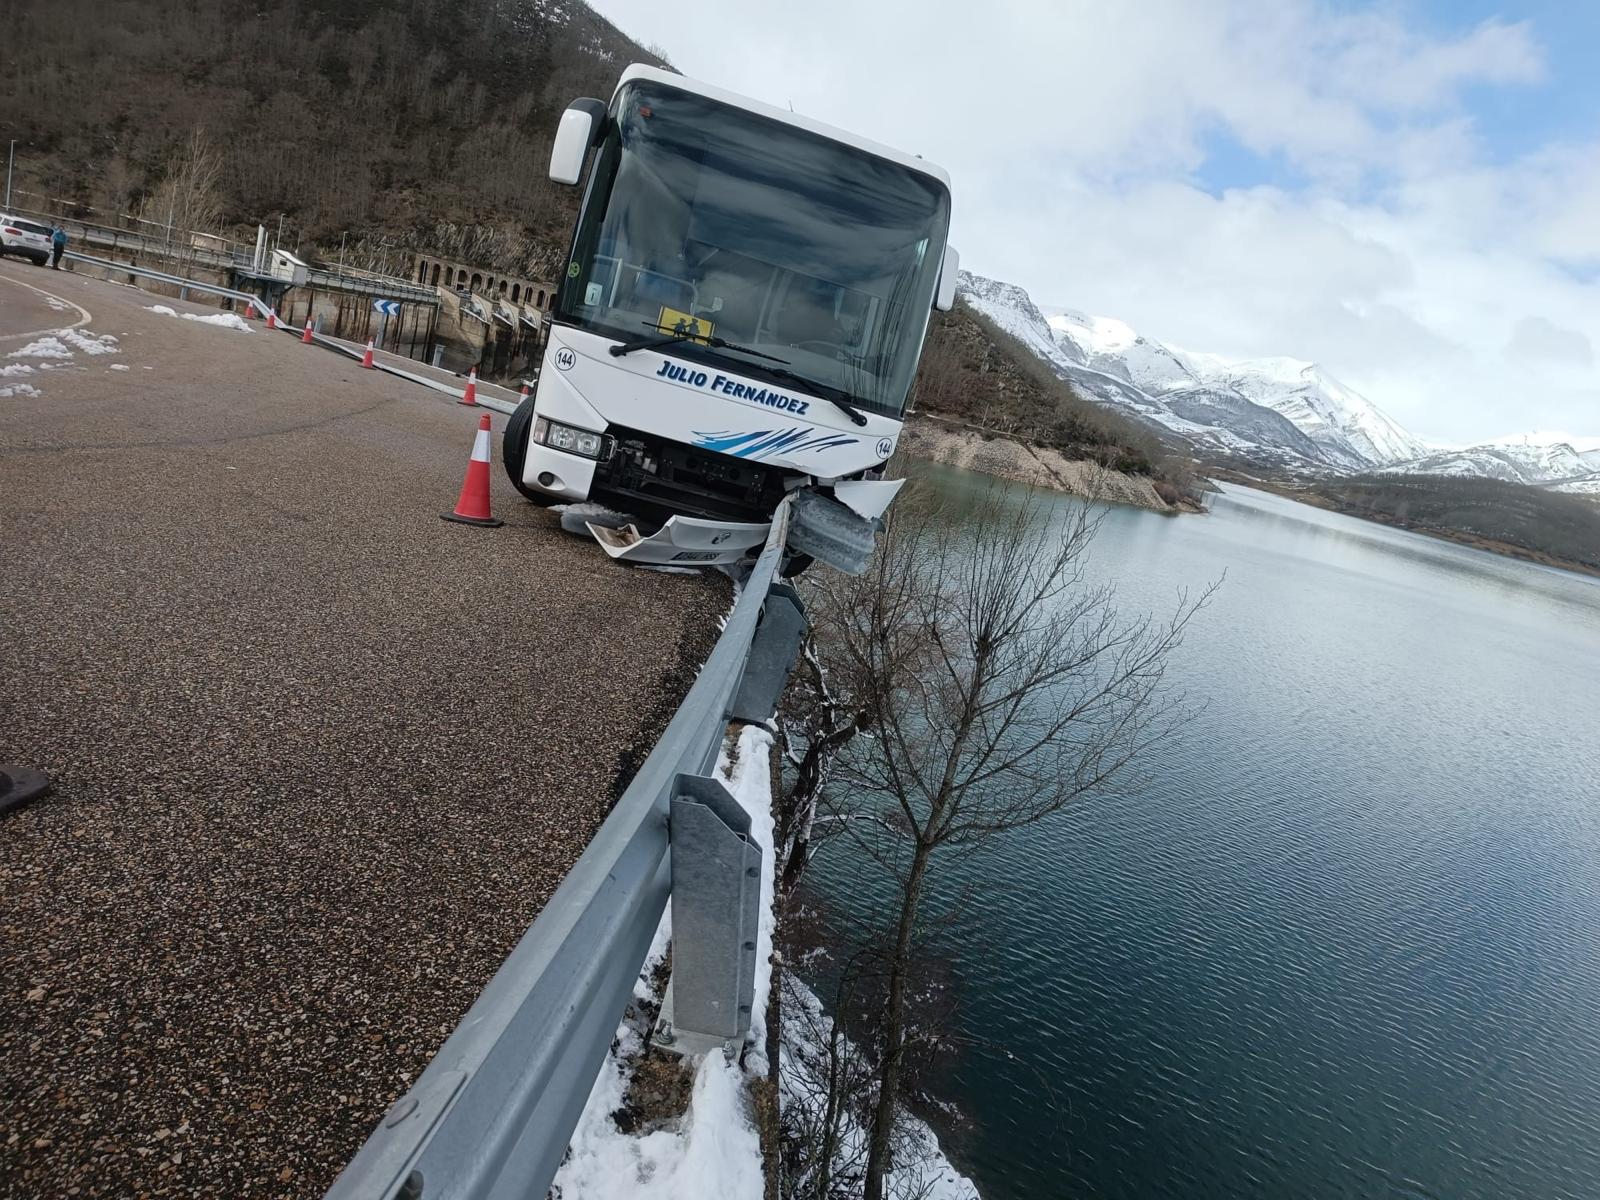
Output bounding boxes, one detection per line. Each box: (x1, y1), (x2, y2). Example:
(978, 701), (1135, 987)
(615, 64), (952, 190)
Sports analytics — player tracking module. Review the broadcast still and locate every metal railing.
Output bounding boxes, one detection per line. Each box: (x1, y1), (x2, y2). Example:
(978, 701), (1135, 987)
(64, 250), (263, 308)
(326, 507), (803, 1200)
(21, 206), (436, 305)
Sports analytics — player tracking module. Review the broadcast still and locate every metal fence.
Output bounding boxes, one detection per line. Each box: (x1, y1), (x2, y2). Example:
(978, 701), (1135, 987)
(325, 505), (804, 1200)
(14, 204), (436, 305)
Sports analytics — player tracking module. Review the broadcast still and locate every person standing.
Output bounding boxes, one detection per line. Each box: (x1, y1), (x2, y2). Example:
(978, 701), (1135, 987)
(49, 226), (66, 269)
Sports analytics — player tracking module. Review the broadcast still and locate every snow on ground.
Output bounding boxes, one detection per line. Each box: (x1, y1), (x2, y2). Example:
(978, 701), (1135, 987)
(146, 305), (253, 333)
(109, 363), (130, 371)
(7, 337), (72, 360)
(58, 328), (119, 355)
(0, 383), (42, 398)
(0, 363), (34, 377)
(552, 725), (776, 1200)
(780, 977), (981, 1200)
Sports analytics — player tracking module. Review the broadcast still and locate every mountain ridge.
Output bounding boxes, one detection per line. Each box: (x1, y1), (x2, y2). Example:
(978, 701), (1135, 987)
(959, 270), (1596, 487)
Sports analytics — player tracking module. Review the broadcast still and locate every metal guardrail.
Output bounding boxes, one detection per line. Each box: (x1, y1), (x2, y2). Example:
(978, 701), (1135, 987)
(25, 206), (436, 304)
(64, 250), (263, 308)
(63, 251), (515, 411)
(326, 507), (803, 1200)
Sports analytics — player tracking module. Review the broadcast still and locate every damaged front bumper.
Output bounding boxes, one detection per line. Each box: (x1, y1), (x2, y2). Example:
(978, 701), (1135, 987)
(581, 477), (907, 574)
(586, 514), (772, 567)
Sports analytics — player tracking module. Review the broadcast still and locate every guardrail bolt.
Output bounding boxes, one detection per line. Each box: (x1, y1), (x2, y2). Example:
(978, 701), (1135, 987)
(656, 1020), (675, 1046)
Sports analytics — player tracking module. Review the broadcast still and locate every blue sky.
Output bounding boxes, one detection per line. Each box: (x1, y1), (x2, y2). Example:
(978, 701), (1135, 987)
(592, 0), (1599, 444)
(1410, 0), (1600, 154)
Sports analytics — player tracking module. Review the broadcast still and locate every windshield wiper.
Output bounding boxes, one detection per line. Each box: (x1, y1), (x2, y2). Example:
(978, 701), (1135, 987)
(609, 322), (789, 364)
(745, 363), (871, 427)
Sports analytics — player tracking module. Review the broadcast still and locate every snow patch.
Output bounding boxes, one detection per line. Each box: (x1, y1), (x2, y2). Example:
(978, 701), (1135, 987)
(146, 305), (253, 333)
(0, 363), (35, 377)
(781, 977), (981, 1200)
(110, 363), (131, 372)
(7, 337), (72, 360)
(0, 383), (42, 398)
(552, 725), (777, 1200)
(58, 328), (119, 356)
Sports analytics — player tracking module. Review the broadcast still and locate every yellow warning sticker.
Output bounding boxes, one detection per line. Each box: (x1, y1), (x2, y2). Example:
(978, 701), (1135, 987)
(656, 306), (713, 343)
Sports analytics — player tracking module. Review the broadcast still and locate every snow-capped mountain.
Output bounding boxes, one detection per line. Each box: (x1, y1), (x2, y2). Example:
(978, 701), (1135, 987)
(1177, 353), (1427, 465)
(1388, 434), (1600, 494)
(953, 271), (1600, 486)
(957, 271), (1417, 471)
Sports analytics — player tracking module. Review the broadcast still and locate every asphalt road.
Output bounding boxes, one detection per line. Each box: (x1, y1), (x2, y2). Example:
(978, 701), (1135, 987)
(0, 262), (729, 1198)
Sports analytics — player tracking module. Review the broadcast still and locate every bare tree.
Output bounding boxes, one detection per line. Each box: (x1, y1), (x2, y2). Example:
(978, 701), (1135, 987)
(797, 483), (1213, 1200)
(138, 127), (223, 271)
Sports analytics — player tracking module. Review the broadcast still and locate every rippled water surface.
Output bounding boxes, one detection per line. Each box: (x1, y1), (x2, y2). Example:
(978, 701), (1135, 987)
(809, 476), (1600, 1200)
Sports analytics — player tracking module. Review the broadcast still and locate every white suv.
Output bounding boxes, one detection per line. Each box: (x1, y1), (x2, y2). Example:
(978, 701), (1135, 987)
(0, 214), (53, 266)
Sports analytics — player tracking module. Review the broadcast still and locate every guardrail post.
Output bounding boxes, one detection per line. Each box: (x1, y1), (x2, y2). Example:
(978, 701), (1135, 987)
(655, 773), (763, 1057)
(730, 583), (806, 724)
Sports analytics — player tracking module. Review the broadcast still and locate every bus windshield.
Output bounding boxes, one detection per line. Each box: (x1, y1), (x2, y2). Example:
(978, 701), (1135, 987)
(556, 80), (951, 419)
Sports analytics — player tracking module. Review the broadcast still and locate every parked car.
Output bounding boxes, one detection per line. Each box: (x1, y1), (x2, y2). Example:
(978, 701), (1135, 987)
(0, 214), (54, 265)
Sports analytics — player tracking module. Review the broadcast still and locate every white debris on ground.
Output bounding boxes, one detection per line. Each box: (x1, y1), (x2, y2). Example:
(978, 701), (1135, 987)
(2, 329), (121, 399)
(145, 304), (253, 333)
(7, 329), (120, 361)
(58, 328), (120, 355)
(781, 978), (982, 1200)
(109, 363), (131, 371)
(552, 725), (776, 1200)
(7, 336), (72, 360)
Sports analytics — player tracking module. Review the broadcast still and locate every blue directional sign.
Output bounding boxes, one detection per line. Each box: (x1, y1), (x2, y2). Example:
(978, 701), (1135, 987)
(372, 299), (401, 316)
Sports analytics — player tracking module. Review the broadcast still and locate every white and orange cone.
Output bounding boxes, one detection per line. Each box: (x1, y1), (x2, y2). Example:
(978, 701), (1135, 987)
(459, 367), (479, 407)
(265, 308), (277, 330)
(361, 339), (375, 369)
(244, 300), (256, 321)
(442, 413), (502, 528)
(300, 317), (314, 344)
(519, 382), (530, 400)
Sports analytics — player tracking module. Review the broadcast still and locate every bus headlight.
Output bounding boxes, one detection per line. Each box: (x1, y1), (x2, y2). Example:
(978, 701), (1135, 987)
(533, 417), (610, 460)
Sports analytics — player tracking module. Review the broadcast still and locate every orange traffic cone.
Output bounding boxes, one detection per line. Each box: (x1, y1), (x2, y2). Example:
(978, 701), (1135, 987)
(519, 382), (530, 400)
(442, 413), (502, 528)
(459, 368), (479, 407)
(361, 339), (375, 369)
(265, 309), (277, 330)
(300, 318), (314, 344)
(244, 300), (256, 321)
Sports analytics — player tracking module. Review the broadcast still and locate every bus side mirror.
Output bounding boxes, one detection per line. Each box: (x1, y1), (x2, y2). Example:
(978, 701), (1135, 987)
(550, 98), (607, 185)
(935, 245), (960, 311)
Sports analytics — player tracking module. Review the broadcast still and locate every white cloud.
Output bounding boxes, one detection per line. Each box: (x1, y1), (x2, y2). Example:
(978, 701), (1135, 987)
(587, 0), (1594, 443)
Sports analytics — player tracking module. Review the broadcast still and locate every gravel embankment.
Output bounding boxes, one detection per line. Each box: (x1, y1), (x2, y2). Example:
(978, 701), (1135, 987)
(0, 261), (729, 1197)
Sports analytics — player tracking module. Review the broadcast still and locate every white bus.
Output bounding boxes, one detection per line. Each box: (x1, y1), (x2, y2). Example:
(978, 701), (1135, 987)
(504, 64), (956, 572)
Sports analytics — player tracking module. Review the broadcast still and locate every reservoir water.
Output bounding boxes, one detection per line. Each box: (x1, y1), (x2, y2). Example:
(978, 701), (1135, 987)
(808, 475), (1600, 1200)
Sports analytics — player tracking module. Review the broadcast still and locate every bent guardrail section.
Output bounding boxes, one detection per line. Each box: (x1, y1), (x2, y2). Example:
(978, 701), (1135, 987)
(326, 503), (798, 1200)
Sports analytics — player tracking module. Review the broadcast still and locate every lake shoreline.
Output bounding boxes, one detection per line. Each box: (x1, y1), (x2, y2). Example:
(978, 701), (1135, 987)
(1227, 475), (1600, 581)
(901, 415), (1204, 515)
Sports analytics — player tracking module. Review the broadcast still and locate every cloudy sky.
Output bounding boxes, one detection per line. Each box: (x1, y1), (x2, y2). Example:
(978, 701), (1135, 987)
(587, 0), (1597, 446)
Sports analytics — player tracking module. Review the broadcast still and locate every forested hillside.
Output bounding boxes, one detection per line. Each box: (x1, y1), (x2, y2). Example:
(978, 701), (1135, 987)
(911, 302), (1203, 503)
(1303, 475), (1600, 574)
(1, 0), (663, 275)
